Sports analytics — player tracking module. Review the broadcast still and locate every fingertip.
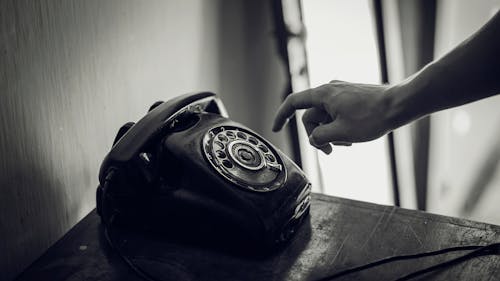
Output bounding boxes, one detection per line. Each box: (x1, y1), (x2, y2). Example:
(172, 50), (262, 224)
(308, 135), (317, 146)
(321, 145), (332, 155)
(309, 134), (327, 148)
(274, 117), (292, 132)
(271, 119), (282, 132)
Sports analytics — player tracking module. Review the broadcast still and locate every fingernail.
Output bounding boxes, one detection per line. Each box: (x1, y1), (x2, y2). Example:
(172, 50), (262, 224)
(321, 147), (332, 155)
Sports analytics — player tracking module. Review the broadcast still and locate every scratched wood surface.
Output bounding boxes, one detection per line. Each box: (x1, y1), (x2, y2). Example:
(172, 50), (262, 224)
(16, 193), (500, 281)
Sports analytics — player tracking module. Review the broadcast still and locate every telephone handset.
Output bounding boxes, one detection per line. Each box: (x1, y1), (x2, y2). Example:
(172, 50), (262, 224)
(97, 92), (311, 250)
(98, 92), (226, 182)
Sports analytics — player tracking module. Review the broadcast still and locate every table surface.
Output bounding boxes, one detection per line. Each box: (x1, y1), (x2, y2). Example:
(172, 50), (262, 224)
(16, 193), (500, 281)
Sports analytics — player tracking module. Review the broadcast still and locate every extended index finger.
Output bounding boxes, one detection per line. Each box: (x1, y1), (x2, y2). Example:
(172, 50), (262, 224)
(272, 89), (320, 131)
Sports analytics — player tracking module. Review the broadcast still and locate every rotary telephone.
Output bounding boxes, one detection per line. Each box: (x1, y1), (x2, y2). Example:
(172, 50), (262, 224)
(96, 92), (311, 250)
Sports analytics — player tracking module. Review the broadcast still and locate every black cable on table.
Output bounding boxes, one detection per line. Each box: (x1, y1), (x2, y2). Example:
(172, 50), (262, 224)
(315, 242), (500, 281)
(395, 242), (500, 281)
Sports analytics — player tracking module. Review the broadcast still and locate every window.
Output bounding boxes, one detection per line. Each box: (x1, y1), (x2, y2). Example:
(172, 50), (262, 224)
(300, 0), (393, 204)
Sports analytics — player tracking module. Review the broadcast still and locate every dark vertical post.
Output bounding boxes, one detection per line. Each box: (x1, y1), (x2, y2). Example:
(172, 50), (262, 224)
(398, 0), (436, 210)
(372, 0), (401, 206)
(270, 0), (303, 167)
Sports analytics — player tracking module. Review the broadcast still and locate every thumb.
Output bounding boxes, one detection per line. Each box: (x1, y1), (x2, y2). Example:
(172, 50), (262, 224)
(310, 122), (346, 146)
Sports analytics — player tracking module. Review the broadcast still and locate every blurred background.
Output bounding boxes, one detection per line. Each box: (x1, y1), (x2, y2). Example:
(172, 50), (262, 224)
(1, 0), (499, 280)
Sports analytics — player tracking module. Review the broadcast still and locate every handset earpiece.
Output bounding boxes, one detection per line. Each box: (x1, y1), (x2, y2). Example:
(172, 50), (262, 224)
(148, 101), (164, 112)
(98, 92), (217, 184)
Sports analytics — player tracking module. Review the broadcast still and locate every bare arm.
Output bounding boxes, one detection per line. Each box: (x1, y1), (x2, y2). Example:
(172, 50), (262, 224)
(387, 11), (500, 128)
(273, 11), (500, 154)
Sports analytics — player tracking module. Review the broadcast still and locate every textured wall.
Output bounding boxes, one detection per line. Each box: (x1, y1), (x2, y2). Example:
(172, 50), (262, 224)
(0, 1), (288, 280)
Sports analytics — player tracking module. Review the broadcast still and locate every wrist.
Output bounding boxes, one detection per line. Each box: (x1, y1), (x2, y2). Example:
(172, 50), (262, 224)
(381, 85), (405, 132)
(381, 63), (438, 131)
(381, 80), (421, 131)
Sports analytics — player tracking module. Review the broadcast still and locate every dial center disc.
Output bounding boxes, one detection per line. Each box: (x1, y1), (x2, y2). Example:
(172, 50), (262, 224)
(228, 140), (264, 170)
(202, 126), (287, 192)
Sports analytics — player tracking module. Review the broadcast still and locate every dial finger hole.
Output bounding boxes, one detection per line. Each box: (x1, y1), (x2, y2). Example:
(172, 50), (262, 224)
(248, 136), (258, 145)
(222, 159), (233, 168)
(214, 140), (225, 150)
(265, 153), (276, 162)
(216, 150), (227, 158)
(218, 134), (229, 142)
(258, 145), (269, 153)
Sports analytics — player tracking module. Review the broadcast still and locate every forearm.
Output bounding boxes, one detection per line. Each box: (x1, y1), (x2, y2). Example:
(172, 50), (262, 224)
(384, 12), (500, 130)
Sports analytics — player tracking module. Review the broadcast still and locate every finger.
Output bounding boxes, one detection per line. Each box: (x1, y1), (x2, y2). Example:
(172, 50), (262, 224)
(320, 145), (333, 154)
(310, 136), (332, 154)
(272, 89), (320, 132)
(310, 122), (347, 146)
(302, 109), (332, 154)
(302, 108), (324, 133)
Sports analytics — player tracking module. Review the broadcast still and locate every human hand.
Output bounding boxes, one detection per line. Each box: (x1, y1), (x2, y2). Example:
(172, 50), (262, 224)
(272, 80), (394, 154)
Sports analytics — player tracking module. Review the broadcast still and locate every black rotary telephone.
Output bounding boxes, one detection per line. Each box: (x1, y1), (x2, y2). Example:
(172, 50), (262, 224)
(96, 92), (311, 250)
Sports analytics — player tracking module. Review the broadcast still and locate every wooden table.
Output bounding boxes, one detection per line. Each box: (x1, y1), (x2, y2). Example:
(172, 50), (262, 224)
(16, 193), (500, 281)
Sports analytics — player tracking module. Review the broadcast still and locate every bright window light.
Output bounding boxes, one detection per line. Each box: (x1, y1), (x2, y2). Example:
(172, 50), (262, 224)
(301, 0), (393, 204)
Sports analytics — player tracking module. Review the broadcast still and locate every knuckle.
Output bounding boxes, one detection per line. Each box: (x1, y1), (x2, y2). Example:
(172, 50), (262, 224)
(283, 94), (292, 105)
(315, 85), (330, 99)
(301, 112), (308, 123)
(317, 84), (330, 92)
(287, 93), (298, 106)
(310, 129), (320, 143)
(309, 135), (318, 146)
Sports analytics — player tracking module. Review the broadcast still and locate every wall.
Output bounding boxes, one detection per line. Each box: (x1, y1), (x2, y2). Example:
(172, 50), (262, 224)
(427, 0), (500, 223)
(0, 1), (288, 280)
(216, 1), (290, 148)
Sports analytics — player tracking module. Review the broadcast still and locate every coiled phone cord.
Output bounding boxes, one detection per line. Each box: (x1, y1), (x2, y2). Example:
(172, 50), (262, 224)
(101, 171), (499, 281)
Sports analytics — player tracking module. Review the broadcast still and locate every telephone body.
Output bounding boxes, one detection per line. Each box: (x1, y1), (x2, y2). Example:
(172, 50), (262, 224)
(96, 92), (311, 250)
